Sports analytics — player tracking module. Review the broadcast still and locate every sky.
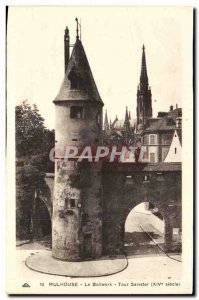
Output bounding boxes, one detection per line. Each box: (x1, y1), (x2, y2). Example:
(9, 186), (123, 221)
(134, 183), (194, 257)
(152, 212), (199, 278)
(7, 6), (192, 129)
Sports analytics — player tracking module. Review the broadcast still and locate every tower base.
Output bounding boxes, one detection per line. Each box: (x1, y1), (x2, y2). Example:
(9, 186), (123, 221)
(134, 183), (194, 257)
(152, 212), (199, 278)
(25, 250), (127, 277)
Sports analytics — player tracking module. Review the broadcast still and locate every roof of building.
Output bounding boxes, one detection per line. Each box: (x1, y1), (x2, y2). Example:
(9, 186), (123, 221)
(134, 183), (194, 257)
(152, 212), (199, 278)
(54, 39), (103, 104)
(143, 108), (182, 134)
(102, 162), (182, 172)
(46, 162), (181, 175)
(114, 118), (136, 129)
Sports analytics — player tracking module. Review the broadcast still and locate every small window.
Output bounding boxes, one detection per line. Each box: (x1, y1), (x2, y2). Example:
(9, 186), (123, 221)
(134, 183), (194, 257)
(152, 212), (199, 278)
(125, 175), (134, 185)
(143, 175), (150, 182)
(150, 135), (156, 145)
(166, 118), (173, 126)
(156, 172), (164, 182)
(70, 106), (83, 119)
(82, 213), (89, 222)
(173, 228), (179, 235)
(143, 135), (149, 144)
(84, 233), (92, 240)
(70, 199), (76, 208)
(175, 147), (177, 154)
(65, 198), (76, 208)
(150, 153), (155, 163)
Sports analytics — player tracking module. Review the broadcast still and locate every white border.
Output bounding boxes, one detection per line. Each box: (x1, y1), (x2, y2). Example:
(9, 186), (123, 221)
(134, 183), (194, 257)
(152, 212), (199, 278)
(1, 1), (197, 299)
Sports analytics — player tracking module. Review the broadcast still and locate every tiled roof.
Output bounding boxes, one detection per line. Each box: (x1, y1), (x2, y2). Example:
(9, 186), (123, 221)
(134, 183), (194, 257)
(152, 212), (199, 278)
(54, 39), (103, 104)
(46, 163), (181, 174)
(102, 162), (182, 172)
(143, 108), (182, 133)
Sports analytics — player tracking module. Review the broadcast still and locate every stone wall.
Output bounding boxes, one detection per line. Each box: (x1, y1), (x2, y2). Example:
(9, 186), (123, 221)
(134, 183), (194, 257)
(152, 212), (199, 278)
(101, 162), (182, 254)
(45, 162), (182, 256)
(52, 160), (102, 261)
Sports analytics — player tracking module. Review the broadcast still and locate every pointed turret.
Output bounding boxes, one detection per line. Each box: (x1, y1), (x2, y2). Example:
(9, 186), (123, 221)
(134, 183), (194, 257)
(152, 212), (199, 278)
(54, 38), (103, 104)
(128, 111), (131, 120)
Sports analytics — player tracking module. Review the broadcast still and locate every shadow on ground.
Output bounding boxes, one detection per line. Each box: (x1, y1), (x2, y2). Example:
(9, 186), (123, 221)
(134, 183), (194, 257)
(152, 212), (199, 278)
(16, 235), (52, 250)
(124, 231), (164, 256)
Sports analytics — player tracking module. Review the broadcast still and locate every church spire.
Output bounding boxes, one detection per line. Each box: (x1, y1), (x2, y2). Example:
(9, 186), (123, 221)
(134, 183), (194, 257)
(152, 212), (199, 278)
(124, 106), (130, 131)
(140, 44), (148, 90)
(104, 109), (109, 133)
(125, 106), (129, 122)
(136, 45), (152, 131)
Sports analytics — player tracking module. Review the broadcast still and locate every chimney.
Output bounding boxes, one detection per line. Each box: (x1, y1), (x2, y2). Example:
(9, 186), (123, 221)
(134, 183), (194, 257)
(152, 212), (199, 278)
(170, 105), (173, 111)
(64, 27), (70, 73)
(176, 104), (178, 109)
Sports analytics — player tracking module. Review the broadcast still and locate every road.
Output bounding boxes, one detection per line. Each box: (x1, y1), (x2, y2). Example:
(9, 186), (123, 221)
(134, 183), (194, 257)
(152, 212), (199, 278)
(13, 211), (182, 286)
(124, 209), (165, 256)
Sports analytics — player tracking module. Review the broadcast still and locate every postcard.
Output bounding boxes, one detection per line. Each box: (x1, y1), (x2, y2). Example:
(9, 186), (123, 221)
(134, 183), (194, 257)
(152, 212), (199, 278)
(6, 6), (193, 294)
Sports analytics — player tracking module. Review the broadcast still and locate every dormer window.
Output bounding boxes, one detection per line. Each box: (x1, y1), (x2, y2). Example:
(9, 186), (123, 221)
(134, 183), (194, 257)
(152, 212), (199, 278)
(68, 69), (83, 90)
(166, 117), (174, 126)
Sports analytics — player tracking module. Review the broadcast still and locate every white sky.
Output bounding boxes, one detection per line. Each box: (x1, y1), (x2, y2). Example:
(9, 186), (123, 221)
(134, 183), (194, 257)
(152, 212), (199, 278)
(7, 6), (192, 129)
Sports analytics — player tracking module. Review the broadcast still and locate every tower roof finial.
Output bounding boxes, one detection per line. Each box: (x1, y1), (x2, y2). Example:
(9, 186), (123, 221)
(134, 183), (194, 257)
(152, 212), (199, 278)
(75, 18), (79, 40)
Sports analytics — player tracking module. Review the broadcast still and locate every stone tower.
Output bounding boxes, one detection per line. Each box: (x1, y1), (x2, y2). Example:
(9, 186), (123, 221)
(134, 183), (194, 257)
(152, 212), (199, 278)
(52, 23), (104, 261)
(136, 45), (152, 131)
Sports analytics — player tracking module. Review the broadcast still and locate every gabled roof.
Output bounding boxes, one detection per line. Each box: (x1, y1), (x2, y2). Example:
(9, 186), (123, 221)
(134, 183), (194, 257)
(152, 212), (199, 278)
(54, 39), (103, 104)
(164, 130), (182, 162)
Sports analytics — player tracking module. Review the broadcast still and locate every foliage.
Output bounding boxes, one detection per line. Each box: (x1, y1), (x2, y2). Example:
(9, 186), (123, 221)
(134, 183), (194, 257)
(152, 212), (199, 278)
(16, 100), (54, 240)
(16, 100), (54, 158)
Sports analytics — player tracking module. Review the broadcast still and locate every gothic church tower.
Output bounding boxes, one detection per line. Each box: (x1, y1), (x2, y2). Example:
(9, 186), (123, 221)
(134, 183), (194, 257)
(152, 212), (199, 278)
(136, 45), (152, 131)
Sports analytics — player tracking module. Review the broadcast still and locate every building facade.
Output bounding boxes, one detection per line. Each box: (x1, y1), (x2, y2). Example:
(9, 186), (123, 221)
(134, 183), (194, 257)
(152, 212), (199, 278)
(141, 106), (182, 163)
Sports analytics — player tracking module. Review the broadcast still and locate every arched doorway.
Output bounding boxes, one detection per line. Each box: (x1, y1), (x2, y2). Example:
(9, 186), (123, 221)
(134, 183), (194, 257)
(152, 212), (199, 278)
(123, 202), (165, 255)
(32, 197), (52, 239)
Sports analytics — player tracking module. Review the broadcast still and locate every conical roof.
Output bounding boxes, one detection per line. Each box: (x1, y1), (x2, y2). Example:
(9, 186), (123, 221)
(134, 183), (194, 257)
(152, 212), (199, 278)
(54, 39), (103, 104)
